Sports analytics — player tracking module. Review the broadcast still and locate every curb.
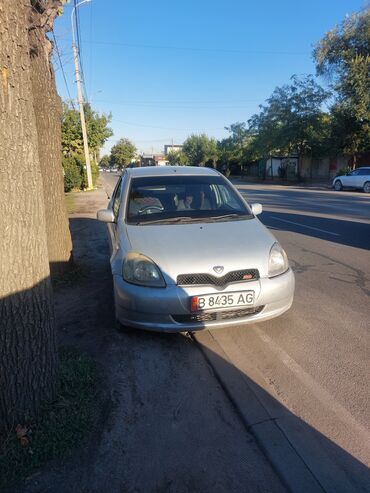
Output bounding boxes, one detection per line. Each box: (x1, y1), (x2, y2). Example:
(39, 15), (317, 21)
(230, 178), (332, 191)
(193, 330), (324, 493)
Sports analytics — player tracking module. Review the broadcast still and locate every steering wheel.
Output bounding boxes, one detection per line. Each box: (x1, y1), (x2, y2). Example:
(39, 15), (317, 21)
(139, 205), (164, 214)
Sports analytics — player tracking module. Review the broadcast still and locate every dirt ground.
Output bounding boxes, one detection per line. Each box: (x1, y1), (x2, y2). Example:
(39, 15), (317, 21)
(12, 182), (286, 493)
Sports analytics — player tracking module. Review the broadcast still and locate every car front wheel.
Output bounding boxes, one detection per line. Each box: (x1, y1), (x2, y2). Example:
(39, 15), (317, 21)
(363, 181), (370, 193)
(334, 180), (343, 191)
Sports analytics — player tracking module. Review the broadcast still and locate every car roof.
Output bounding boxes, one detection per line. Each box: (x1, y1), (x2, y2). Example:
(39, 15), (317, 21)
(125, 166), (219, 178)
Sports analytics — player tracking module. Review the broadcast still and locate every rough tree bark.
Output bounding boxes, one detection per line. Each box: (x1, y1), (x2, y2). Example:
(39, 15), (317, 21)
(28, 0), (73, 274)
(0, 0), (58, 429)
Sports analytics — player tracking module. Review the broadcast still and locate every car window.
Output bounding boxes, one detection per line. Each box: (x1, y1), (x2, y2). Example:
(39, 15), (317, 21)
(349, 170), (360, 176)
(360, 169), (370, 176)
(126, 175), (252, 224)
(112, 177), (123, 219)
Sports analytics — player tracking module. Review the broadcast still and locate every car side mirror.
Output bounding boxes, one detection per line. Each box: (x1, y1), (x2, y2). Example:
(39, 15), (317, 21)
(251, 203), (263, 216)
(97, 209), (115, 223)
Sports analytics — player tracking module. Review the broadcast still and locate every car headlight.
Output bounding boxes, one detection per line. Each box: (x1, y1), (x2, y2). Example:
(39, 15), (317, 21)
(123, 252), (166, 287)
(268, 242), (289, 278)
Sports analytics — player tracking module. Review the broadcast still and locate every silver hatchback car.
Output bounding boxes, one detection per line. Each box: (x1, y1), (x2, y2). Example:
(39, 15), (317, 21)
(97, 166), (295, 332)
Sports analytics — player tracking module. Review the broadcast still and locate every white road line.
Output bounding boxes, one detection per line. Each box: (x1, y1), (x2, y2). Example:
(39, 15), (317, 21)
(255, 327), (370, 450)
(271, 216), (340, 236)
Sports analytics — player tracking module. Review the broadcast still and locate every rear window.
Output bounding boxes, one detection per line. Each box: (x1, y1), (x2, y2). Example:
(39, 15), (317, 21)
(126, 175), (251, 224)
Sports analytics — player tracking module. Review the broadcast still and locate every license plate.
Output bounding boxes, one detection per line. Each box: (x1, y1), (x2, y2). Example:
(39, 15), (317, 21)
(191, 291), (254, 312)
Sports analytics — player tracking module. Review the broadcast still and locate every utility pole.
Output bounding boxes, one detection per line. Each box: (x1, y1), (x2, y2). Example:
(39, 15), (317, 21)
(71, 0), (93, 189)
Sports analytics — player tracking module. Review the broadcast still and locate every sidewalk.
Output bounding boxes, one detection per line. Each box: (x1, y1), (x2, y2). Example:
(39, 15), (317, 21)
(15, 179), (286, 493)
(231, 176), (332, 191)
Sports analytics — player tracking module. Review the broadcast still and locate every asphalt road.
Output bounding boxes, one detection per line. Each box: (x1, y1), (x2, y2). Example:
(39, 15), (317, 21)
(102, 172), (370, 491)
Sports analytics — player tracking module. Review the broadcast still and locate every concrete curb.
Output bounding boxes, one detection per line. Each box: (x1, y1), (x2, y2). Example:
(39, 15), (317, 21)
(230, 178), (332, 191)
(194, 330), (324, 493)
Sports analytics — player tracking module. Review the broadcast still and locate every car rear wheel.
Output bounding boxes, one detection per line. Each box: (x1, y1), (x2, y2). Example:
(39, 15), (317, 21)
(363, 181), (370, 193)
(334, 180), (343, 191)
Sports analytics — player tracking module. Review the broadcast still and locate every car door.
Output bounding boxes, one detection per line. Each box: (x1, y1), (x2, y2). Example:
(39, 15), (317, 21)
(357, 169), (370, 188)
(344, 169), (360, 188)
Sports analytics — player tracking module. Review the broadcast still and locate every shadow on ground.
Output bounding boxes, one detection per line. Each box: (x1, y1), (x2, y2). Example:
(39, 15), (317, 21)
(7, 216), (369, 493)
(260, 210), (370, 250)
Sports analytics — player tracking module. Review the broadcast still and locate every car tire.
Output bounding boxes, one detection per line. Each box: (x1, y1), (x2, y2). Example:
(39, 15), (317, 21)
(363, 181), (370, 193)
(334, 180), (343, 191)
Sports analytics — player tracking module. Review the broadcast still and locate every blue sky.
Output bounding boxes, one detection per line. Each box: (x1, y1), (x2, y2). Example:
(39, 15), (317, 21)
(53, 0), (367, 155)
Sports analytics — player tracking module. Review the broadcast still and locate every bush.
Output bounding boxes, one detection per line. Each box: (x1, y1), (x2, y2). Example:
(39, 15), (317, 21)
(63, 154), (100, 191)
(91, 160), (99, 186)
(336, 166), (351, 177)
(63, 156), (82, 192)
(81, 157), (99, 189)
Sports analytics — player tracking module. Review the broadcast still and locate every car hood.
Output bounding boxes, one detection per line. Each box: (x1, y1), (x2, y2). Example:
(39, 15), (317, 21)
(125, 218), (276, 284)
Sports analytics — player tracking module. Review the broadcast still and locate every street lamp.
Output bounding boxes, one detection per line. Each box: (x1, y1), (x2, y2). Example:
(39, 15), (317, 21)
(71, 0), (93, 189)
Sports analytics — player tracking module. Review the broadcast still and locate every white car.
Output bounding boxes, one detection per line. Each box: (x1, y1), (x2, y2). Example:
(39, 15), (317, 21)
(333, 167), (370, 193)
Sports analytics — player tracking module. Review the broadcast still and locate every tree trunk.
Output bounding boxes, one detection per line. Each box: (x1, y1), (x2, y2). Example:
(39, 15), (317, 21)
(0, 0), (58, 429)
(28, 1), (73, 275)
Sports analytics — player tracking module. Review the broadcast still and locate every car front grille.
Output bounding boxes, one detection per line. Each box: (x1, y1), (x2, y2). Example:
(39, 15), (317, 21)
(171, 306), (264, 324)
(177, 269), (259, 287)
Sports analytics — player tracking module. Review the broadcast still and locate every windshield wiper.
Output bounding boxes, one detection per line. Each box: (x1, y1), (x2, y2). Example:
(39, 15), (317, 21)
(135, 216), (202, 225)
(135, 213), (252, 225)
(209, 213), (251, 221)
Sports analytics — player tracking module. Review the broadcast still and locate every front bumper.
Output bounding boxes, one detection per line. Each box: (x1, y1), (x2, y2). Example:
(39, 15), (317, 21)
(114, 269), (295, 332)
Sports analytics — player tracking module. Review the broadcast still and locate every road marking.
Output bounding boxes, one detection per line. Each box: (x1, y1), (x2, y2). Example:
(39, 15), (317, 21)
(254, 327), (370, 449)
(271, 216), (340, 236)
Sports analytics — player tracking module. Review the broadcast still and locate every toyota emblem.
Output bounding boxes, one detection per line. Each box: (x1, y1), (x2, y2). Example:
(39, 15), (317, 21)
(213, 266), (224, 274)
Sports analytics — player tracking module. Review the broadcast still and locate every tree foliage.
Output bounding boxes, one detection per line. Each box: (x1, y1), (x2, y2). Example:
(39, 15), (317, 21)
(247, 75), (331, 159)
(314, 9), (370, 160)
(99, 155), (111, 169)
(61, 103), (112, 189)
(167, 150), (188, 166)
(61, 103), (113, 157)
(110, 138), (137, 169)
(182, 134), (219, 166)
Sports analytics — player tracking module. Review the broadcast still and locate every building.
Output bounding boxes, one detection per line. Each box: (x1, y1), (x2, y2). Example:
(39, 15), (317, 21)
(164, 144), (183, 155)
(140, 153), (168, 167)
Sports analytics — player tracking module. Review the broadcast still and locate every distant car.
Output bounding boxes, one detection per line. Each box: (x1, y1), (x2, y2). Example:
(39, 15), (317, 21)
(97, 166), (295, 332)
(332, 167), (370, 193)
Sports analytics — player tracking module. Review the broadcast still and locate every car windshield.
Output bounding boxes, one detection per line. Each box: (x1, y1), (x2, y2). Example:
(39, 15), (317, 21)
(126, 175), (252, 225)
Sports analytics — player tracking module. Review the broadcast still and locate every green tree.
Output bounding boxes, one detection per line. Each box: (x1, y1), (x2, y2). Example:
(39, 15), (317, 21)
(248, 75), (331, 171)
(167, 150), (188, 166)
(314, 9), (370, 165)
(99, 155), (111, 169)
(110, 138), (137, 169)
(61, 103), (112, 189)
(218, 122), (259, 169)
(182, 134), (218, 166)
(61, 103), (113, 157)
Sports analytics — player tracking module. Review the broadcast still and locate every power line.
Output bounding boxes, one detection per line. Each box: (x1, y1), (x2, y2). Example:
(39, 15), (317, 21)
(73, 0), (88, 102)
(90, 98), (259, 109)
(51, 29), (76, 109)
(91, 97), (261, 104)
(107, 137), (176, 143)
(112, 118), (225, 131)
(88, 0), (93, 99)
(82, 39), (309, 56)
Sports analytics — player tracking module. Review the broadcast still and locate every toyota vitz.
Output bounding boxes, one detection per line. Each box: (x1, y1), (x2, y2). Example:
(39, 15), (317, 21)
(97, 166), (295, 332)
